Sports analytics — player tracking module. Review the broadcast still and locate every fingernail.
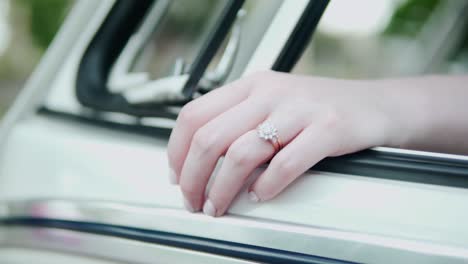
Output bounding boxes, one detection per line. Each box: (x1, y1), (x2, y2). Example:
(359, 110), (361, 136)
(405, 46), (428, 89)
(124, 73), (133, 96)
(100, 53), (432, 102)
(183, 197), (195, 213)
(169, 169), (177, 185)
(203, 199), (216, 217)
(248, 191), (260, 202)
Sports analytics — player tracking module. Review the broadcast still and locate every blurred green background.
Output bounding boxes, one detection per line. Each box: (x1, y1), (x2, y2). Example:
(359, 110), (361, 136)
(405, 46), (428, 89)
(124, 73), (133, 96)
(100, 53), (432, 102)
(0, 0), (73, 118)
(295, 0), (468, 77)
(0, 0), (466, 120)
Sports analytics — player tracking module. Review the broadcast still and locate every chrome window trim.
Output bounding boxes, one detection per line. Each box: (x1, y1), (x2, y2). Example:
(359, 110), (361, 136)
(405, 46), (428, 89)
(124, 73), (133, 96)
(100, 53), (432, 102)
(1, 200), (467, 264)
(0, 227), (256, 264)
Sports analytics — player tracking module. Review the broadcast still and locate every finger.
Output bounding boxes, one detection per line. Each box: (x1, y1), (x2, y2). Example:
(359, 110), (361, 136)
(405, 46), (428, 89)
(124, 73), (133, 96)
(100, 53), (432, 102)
(202, 131), (272, 216)
(179, 98), (269, 211)
(249, 117), (339, 202)
(167, 78), (252, 184)
(204, 109), (309, 217)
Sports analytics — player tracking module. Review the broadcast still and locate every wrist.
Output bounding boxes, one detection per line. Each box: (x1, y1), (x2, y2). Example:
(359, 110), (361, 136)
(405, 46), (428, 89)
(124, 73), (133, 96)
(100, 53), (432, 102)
(372, 79), (429, 150)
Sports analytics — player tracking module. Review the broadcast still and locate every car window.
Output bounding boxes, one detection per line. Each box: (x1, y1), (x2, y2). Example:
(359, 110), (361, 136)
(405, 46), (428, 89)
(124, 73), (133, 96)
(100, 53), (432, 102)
(293, 0), (468, 78)
(70, 0), (286, 116)
(41, 0), (313, 128)
(127, 0), (282, 90)
(130, 0), (229, 81)
(259, 0), (468, 184)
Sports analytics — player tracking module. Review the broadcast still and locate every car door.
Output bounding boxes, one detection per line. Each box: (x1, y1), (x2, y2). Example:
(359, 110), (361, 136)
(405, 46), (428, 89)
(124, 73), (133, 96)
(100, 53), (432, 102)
(1, 0), (468, 263)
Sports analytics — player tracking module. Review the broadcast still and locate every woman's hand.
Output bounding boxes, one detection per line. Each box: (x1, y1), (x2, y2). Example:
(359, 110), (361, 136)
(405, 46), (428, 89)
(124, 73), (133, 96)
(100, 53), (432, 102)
(167, 71), (399, 217)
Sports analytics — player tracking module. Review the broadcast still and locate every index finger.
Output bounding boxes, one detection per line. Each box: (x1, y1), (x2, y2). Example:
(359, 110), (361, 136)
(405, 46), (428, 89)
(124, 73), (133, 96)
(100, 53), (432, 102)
(167, 78), (252, 184)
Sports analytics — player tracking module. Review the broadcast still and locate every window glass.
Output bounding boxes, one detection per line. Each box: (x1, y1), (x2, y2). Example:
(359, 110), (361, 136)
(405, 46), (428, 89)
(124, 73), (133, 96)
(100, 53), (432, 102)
(293, 0), (468, 78)
(131, 0), (228, 79)
(131, 0), (281, 82)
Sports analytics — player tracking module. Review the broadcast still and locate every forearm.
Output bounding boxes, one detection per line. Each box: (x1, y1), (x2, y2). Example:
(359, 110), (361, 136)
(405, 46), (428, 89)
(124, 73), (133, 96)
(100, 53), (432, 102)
(379, 75), (468, 155)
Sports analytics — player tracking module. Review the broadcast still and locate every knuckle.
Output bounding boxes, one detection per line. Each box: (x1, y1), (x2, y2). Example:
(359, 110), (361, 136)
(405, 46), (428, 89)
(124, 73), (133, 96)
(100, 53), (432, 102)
(322, 107), (342, 130)
(192, 128), (220, 156)
(249, 70), (273, 80)
(209, 193), (231, 210)
(178, 101), (199, 126)
(226, 142), (252, 167)
(246, 70), (274, 89)
(253, 180), (279, 202)
(166, 150), (178, 168)
(273, 155), (297, 177)
(180, 181), (199, 198)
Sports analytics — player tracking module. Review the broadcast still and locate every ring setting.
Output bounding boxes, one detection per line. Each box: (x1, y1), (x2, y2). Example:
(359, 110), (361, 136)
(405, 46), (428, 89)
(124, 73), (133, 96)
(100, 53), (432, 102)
(257, 121), (283, 152)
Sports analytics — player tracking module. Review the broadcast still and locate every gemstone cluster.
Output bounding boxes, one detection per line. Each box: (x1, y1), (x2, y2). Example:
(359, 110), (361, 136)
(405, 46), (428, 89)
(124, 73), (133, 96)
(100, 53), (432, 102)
(257, 121), (278, 141)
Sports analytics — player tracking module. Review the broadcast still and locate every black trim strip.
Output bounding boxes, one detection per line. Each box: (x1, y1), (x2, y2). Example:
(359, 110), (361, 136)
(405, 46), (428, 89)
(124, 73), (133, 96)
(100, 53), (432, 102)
(0, 218), (357, 264)
(182, 0), (245, 98)
(76, 0), (168, 117)
(315, 149), (468, 188)
(38, 107), (172, 138)
(37, 108), (468, 189)
(267, 0), (468, 187)
(76, 0), (244, 117)
(272, 0), (329, 72)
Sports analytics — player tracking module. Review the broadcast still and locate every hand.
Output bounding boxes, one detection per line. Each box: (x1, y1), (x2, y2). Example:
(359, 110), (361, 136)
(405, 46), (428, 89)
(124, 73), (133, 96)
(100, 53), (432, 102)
(167, 71), (397, 216)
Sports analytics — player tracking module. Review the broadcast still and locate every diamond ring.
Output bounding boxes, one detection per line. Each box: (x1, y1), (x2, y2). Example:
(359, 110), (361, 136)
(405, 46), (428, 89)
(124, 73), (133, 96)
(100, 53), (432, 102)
(257, 121), (283, 152)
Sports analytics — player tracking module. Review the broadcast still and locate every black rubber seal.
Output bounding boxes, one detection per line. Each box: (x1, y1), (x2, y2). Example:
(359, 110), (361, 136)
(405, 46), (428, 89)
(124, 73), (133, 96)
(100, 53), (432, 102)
(46, 0), (468, 194)
(272, 0), (329, 72)
(0, 218), (357, 264)
(76, 0), (243, 117)
(314, 149), (468, 188)
(267, 0), (468, 188)
(37, 107), (468, 189)
(38, 107), (172, 138)
(182, 0), (245, 98)
(76, 0), (170, 117)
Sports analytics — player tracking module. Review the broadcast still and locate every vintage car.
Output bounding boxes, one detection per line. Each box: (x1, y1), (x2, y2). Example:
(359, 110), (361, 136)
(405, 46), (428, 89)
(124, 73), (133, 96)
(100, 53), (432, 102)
(1, 0), (468, 263)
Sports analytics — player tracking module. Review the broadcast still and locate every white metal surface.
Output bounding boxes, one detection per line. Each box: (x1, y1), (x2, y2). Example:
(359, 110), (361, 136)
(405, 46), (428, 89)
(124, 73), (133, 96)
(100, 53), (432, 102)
(0, 248), (120, 264)
(1, 116), (468, 263)
(1, 0), (468, 263)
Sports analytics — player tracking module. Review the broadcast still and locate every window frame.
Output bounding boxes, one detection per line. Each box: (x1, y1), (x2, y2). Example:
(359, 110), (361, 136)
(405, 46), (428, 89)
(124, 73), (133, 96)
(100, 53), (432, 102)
(267, 0), (468, 189)
(0, 216), (355, 264)
(45, 0), (468, 189)
(76, 0), (245, 118)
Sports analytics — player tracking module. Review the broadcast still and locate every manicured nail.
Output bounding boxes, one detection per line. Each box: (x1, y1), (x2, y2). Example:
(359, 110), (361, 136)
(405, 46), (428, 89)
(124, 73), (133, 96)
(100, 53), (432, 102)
(203, 199), (216, 217)
(183, 197), (195, 213)
(169, 169), (177, 185)
(248, 191), (260, 202)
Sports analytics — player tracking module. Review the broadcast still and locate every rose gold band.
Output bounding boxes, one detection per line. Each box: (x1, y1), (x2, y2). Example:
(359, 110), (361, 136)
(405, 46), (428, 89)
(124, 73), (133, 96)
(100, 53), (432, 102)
(271, 136), (283, 152)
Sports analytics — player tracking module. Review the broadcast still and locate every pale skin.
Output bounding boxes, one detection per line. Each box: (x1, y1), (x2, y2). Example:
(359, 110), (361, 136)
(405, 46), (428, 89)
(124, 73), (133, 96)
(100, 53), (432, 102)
(167, 70), (468, 217)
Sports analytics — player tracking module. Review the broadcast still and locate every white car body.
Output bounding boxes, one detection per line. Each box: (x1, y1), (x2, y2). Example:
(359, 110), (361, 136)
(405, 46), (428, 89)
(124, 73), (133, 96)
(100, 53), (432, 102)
(1, 1), (468, 263)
